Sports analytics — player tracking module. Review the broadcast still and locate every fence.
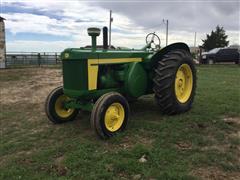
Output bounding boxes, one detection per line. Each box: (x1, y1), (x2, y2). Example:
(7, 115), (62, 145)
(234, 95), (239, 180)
(6, 52), (61, 67)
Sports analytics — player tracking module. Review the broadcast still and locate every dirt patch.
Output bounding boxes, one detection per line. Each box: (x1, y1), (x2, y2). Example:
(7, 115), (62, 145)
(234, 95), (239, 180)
(54, 155), (64, 165)
(199, 134), (228, 153)
(201, 144), (229, 153)
(176, 141), (192, 150)
(191, 167), (240, 180)
(200, 117), (240, 153)
(54, 155), (68, 176)
(223, 117), (240, 142)
(0, 68), (62, 106)
(117, 133), (154, 150)
(223, 117), (240, 126)
(102, 133), (154, 153)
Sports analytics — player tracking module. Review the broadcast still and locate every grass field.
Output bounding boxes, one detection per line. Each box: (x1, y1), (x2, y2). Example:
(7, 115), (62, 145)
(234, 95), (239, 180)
(0, 65), (239, 180)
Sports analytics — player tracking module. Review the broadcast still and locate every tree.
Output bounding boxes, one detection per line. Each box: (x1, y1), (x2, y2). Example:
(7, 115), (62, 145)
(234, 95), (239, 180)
(202, 25), (229, 51)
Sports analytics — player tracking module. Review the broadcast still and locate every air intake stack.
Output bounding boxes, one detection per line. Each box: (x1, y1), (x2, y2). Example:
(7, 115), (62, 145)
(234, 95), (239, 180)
(87, 27), (101, 51)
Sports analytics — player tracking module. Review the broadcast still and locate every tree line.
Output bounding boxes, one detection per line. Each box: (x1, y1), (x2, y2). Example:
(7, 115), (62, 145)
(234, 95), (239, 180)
(201, 25), (230, 51)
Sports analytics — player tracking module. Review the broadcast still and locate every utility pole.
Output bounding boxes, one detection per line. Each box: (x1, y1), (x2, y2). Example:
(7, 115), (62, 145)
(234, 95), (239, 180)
(163, 19), (168, 46)
(194, 32), (197, 48)
(109, 10), (113, 48)
(166, 19), (168, 46)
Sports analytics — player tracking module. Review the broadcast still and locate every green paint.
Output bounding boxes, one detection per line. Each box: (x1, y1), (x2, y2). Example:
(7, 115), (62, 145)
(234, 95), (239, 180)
(87, 27), (101, 51)
(62, 60), (88, 91)
(64, 88), (120, 100)
(61, 49), (150, 60)
(60, 27), (190, 110)
(99, 70), (119, 89)
(65, 99), (93, 111)
(124, 62), (148, 98)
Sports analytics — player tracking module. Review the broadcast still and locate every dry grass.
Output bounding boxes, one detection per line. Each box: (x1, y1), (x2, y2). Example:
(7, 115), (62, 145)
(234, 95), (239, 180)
(0, 68), (62, 105)
(191, 167), (240, 180)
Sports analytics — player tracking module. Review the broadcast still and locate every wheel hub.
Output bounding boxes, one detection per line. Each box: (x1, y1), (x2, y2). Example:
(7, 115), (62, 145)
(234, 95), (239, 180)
(104, 103), (125, 132)
(175, 64), (193, 103)
(55, 95), (74, 118)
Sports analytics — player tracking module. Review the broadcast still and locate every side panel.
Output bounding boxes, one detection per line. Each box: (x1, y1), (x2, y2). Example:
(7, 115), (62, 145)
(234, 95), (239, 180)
(87, 58), (142, 90)
(124, 62), (148, 98)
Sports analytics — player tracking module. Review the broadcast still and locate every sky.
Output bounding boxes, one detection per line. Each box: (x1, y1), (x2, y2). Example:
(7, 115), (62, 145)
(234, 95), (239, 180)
(0, 0), (239, 52)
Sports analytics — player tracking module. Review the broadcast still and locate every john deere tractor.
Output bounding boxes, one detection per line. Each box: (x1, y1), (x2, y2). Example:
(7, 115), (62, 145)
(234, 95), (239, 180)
(45, 27), (196, 139)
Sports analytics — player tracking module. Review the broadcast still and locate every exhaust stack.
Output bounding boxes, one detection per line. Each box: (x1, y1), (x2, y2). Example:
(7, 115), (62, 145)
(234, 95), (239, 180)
(103, 26), (108, 50)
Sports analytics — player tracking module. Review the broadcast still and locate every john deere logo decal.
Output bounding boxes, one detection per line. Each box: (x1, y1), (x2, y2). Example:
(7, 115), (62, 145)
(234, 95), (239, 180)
(64, 53), (69, 59)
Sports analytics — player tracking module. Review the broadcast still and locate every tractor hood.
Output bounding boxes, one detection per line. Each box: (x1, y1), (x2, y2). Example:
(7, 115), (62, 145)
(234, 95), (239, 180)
(61, 48), (152, 60)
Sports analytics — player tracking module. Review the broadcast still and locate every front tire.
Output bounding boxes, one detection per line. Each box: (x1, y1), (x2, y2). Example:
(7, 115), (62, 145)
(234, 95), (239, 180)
(45, 86), (79, 124)
(90, 92), (130, 139)
(208, 59), (214, 64)
(235, 59), (240, 64)
(153, 49), (196, 114)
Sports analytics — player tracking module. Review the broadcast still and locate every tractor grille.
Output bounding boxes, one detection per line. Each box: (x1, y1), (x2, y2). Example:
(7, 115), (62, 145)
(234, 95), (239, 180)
(62, 59), (88, 92)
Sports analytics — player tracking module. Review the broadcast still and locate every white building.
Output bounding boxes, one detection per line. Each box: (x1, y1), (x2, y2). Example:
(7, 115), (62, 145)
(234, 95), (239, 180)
(0, 16), (6, 68)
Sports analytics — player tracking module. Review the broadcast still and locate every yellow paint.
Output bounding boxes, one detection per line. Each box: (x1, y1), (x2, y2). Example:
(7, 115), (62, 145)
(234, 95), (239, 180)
(104, 103), (125, 132)
(87, 58), (142, 90)
(175, 64), (193, 103)
(55, 95), (74, 118)
(88, 59), (99, 90)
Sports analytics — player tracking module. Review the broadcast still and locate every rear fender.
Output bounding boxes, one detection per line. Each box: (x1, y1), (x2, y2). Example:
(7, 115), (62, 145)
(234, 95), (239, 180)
(150, 42), (190, 68)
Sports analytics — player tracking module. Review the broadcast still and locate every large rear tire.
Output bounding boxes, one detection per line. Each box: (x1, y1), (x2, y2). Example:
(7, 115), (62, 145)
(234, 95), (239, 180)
(153, 49), (196, 114)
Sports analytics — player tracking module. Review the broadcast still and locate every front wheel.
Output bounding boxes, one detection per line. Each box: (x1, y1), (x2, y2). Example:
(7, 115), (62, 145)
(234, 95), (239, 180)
(45, 86), (79, 124)
(153, 49), (196, 114)
(90, 92), (130, 139)
(208, 59), (214, 64)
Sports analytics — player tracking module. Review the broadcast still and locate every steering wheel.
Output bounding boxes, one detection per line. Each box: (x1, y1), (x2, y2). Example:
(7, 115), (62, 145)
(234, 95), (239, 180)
(145, 32), (161, 50)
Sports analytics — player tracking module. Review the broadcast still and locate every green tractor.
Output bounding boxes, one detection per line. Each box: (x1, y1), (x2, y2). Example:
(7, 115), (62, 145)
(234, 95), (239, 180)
(45, 27), (196, 139)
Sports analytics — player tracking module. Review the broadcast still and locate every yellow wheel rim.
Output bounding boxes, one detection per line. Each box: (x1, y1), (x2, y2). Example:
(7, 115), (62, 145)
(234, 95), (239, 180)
(104, 103), (125, 132)
(175, 64), (193, 103)
(55, 95), (74, 118)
